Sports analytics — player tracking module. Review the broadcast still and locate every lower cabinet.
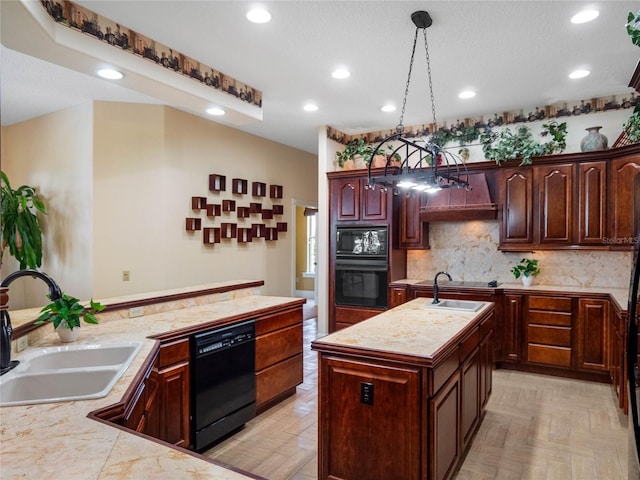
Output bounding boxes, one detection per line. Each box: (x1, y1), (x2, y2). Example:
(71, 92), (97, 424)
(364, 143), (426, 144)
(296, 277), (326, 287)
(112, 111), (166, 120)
(124, 352), (159, 437)
(334, 305), (384, 331)
(525, 295), (573, 368)
(430, 371), (461, 480)
(255, 308), (304, 413)
(576, 298), (610, 372)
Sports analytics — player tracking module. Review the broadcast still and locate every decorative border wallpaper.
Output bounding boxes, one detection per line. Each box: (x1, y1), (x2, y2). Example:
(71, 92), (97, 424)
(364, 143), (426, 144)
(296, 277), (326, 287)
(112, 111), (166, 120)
(40, 0), (262, 108)
(329, 92), (637, 146)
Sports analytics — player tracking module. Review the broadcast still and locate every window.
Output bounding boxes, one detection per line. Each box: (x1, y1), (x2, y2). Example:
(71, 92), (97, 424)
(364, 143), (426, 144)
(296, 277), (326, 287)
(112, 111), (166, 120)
(306, 213), (317, 275)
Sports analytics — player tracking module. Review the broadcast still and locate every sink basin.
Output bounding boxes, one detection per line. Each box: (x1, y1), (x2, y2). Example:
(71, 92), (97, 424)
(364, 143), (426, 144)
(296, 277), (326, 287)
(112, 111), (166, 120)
(26, 343), (141, 371)
(425, 300), (485, 312)
(0, 342), (143, 407)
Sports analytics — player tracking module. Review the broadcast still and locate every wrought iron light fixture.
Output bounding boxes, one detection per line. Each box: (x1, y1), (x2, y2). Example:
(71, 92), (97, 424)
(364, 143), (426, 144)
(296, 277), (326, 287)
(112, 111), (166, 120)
(367, 11), (470, 194)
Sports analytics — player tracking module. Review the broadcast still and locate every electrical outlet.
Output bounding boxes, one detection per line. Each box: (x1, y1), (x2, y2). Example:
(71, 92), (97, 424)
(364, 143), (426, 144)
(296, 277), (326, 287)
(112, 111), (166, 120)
(221, 291), (230, 301)
(17, 335), (28, 352)
(122, 270), (130, 281)
(129, 306), (144, 318)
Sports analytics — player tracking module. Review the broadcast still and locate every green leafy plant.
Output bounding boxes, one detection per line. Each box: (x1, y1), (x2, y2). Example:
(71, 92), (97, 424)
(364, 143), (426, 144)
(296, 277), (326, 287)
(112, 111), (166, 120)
(336, 139), (400, 167)
(1, 171), (47, 269)
(510, 258), (541, 279)
(627, 10), (640, 47)
(623, 104), (640, 144)
(481, 122), (567, 166)
(35, 293), (105, 330)
(431, 124), (482, 148)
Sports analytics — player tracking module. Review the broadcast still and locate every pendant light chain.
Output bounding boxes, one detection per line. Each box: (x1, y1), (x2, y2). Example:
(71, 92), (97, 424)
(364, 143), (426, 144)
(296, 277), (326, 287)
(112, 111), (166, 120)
(422, 28), (438, 129)
(396, 27), (420, 134)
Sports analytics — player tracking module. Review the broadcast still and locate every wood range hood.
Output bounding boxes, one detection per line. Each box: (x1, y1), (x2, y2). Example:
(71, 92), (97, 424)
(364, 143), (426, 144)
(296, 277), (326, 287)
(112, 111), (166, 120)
(419, 172), (498, 222)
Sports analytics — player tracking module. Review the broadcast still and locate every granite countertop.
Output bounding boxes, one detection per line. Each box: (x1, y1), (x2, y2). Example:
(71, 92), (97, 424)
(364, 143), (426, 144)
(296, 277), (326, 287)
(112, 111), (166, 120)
(313, 297), (493, 361)
(0, 294), (303, 480)
(391, 279), (629, 311)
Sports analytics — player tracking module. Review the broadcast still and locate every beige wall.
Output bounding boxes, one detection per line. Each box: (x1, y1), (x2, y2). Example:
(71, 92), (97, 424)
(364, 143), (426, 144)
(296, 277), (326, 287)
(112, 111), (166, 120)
(1, 105), (94, 308)
(2, 101), (317, 303)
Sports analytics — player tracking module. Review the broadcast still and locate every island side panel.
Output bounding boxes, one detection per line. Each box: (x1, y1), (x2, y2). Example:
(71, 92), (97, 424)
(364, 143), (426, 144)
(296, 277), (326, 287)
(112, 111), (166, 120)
(318, 356), (423, 480)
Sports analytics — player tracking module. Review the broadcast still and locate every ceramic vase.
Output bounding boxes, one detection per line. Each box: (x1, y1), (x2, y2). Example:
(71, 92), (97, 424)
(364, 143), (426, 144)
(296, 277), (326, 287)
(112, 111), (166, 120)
(521, 275), (534, 286)
(56, 322), (79, 343)
(580, 126), (608, 152)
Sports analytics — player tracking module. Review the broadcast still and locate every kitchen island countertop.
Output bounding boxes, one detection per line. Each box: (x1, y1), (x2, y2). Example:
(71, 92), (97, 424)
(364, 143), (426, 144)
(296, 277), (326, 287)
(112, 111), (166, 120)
(0, 292), (305, 480)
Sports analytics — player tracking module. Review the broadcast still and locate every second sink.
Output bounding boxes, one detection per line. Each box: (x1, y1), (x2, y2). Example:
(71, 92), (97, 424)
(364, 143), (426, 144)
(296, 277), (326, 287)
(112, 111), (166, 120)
(425, 300), (485, 312)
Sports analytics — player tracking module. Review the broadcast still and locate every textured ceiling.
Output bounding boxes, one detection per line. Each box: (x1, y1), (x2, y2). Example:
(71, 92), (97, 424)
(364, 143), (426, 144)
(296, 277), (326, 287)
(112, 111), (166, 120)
(2, 1), (639, 154)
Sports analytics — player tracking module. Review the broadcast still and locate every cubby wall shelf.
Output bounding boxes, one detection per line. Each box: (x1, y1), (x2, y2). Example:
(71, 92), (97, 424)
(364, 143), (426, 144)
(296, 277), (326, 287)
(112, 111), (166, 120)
(191, 197), (207, 210)
(209, 174), (226, 192)
(252, 182), (267, 197)
(265, 228), (278, 241)
(262, 209), (273, 220)
(186, 218), (202, 231)
(203, 227), (221, 245)
(221, 223), (238, 239)
(252, 224), (266, 238)
(273, 205), (284, 215)
(237, 228), (253, 243)
(250, 203), (262, 214)
(270, 185), (283, 199)
(277, 222), (288, 232)
(222, 200), (236, 212)
(206, 204), (222, 217)
(237, 206), (251, 218)
(232, 178), (248, 194)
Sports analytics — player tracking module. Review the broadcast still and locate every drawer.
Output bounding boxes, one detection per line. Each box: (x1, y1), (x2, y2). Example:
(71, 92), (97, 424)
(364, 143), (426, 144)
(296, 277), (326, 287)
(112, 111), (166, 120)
(335, 306), (381, 325)
(157, 338), (189, 368)
(256, 323), (303, 371)
(527, 344), (571, 367)
(256, 308), (302, 336)
(528, 310), (572, 327)
(528, 325), (571, 347)
(256, 353), (303, 407)
(528, 296), (572, 312)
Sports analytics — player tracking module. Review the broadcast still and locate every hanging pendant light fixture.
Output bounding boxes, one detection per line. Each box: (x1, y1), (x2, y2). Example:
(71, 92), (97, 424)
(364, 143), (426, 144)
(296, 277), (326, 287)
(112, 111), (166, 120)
(367, 11), (470, 194)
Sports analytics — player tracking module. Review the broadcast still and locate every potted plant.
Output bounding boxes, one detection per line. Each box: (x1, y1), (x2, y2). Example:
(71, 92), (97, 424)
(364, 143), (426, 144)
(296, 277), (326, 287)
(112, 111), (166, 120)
(511, 258), (541, 286)
(336, 138), (378, 169)
(0, 171), (47, 269)
(35, 293), (106, 343)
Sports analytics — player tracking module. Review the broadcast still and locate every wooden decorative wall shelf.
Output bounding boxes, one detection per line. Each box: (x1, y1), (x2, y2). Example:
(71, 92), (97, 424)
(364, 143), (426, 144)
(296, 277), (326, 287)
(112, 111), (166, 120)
(186, 173), (288, 247)
(209, 174), (226, 192)
(270, 185), (283, 199)
(252, 182), (267, 197)
(232, 178), (248, 194)
(206, 204), (222, 217)
(222, 200), (236, 212)
(186, 218), (202, 231)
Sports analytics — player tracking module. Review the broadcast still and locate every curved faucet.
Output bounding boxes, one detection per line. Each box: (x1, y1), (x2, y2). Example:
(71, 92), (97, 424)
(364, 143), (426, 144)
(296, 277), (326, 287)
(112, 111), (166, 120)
(432, 271), (452, 305)
(0, 269), (62, 375)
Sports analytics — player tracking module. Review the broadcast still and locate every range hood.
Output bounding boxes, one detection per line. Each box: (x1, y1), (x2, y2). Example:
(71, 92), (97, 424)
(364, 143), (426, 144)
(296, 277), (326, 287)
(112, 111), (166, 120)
(419, 172), (498, 222)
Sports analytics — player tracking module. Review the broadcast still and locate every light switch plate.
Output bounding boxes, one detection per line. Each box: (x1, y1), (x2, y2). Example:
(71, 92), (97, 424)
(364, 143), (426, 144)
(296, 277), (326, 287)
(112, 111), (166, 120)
(129, 306), (144, 318)
(17, 335), (28, 352)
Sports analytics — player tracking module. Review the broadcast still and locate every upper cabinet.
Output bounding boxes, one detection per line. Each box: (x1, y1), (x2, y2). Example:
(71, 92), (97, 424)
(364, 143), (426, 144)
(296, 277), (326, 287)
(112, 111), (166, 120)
(498, 145), (640, 251)
(329, 173), (394, 224)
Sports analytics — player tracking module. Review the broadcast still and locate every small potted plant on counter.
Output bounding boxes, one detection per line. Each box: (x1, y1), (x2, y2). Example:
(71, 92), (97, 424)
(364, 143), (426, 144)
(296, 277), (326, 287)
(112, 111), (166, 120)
(35, 293), (106, 343)
(511, 258), (541, 286)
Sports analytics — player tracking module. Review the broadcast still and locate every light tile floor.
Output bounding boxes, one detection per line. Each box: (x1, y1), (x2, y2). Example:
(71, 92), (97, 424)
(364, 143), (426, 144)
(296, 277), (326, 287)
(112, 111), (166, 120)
(204, 307), (629, 480)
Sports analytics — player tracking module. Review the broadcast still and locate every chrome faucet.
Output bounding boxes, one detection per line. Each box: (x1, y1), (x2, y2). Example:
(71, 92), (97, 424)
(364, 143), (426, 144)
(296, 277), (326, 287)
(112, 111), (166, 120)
(432, 271), (452, 305)
(0, 269), (62, 375)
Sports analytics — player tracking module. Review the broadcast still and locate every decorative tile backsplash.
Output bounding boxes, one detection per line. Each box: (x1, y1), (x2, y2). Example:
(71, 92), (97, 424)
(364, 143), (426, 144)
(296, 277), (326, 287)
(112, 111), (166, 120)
(407, 220), (632, 289)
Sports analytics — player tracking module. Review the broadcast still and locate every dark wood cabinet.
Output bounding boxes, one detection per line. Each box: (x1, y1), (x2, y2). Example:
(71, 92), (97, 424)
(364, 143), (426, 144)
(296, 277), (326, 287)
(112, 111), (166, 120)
(576, 298), (610, 372)
(388, 285), (408, 308)
(525, 295), (573, 368)
(609, 154), (640, 245)
(155, 338), (190, 448)
(502, 294), (523, 362)
(330, 176), (392, 223)
(536, 164), (573, 245)
(124, 353), (159, 437)
(255, 307), (304, 413)
(430, 371), (461, 480)
(578, 161), (607, 245)
(399, 193), (429, 249)
(332, 177), (360, 222)
(460, 348), (480, 449)
(500, 168), (534, 245)
(611, 306), (628, 414)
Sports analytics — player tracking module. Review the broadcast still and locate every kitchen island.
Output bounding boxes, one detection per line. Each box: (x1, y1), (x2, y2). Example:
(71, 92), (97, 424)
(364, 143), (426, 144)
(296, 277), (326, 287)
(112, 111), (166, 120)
(0, 282), (305, 480)
(311, 297), (495, 480)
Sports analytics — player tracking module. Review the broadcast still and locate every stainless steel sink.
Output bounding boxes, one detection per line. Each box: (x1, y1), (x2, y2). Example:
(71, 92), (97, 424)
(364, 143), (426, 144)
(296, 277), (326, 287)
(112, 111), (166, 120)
(0, 342), (143, 407)
(425, 300), (485, 312)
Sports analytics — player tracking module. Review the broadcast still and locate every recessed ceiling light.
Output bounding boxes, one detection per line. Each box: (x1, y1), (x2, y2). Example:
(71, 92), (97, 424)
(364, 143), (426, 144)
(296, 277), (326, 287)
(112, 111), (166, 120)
(569, 69), (590, 79)
(458, 90), (476, 99)
(304, 104), (319, 112)
(571, 9), (599, 24)
(206, 107), (226, 116)
(97, 68), (123, 80)
(246, 8), (271, 24)
(331, 69), (350, 79)
(381, 104), (396, 113)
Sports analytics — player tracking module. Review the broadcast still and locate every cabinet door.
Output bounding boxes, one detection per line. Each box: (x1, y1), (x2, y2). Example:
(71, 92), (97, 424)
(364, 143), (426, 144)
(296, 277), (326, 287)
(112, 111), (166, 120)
(158, 361), (190, 448)
(502, 294), (523, 362)
(332, 178), (361, 221)
(461, 348), (480, 449)
(429, 371), (461, 480)
(399, 193), (429, 249)
(361, 181), (389, 221)
(388, 286), (408, 308)
(480, 330), (494, 410)
(578, 161), (607, 245)
(609, 155), (640, 245)
(576, 298), (610, 372)
(501, 168), (533, 244)
(536, 164), (573, 244)
(319, 357), (421, 480)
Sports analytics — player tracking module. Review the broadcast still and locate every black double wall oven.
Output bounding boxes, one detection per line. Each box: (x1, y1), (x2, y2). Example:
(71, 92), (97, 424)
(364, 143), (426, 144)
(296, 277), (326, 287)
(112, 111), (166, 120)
(335, 225), (388, 309)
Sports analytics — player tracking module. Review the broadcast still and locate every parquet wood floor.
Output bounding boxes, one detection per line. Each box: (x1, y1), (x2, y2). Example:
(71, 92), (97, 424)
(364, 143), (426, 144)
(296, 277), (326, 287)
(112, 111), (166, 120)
(204, 309), (629, 480)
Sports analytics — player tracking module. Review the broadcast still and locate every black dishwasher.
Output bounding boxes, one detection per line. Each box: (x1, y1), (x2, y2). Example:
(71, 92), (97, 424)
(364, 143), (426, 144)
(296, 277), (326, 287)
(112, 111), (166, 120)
(191, 319), (256, 452)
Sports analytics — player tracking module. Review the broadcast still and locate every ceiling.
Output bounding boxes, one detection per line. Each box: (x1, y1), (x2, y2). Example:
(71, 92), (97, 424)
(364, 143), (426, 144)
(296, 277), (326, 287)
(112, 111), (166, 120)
(1, 1), (639, 155)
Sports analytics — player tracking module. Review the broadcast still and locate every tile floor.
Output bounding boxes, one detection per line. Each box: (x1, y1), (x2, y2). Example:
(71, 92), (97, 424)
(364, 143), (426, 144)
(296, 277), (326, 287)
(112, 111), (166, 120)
(204, 303), (629, 479)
